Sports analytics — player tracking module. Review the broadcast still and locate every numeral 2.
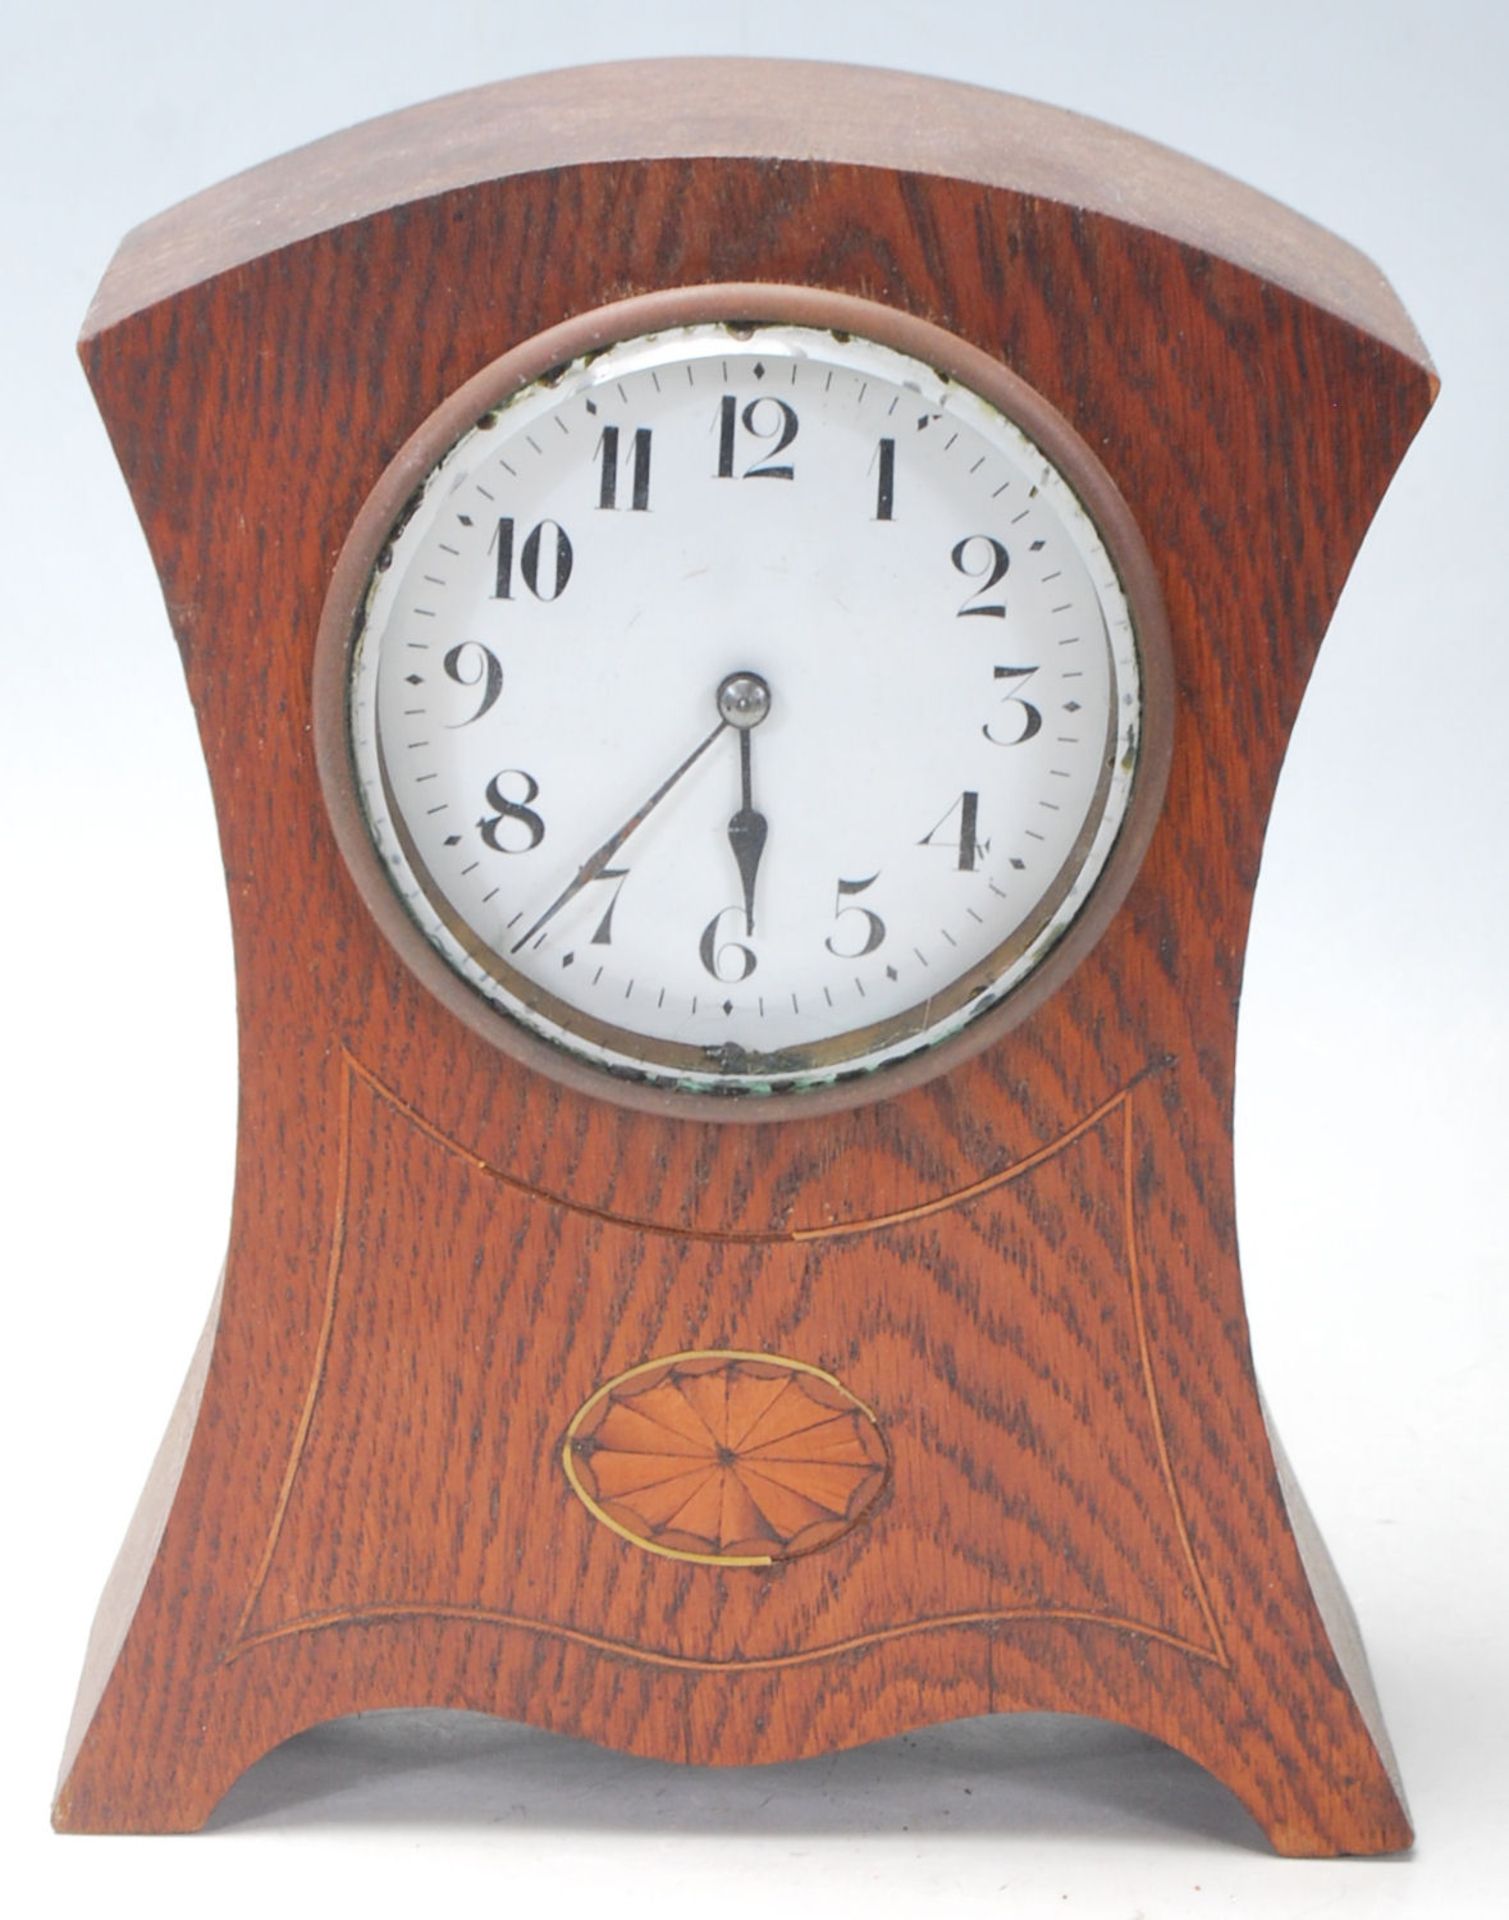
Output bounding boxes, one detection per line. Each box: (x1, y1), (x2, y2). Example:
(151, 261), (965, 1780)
(951, 535), (1009, 617)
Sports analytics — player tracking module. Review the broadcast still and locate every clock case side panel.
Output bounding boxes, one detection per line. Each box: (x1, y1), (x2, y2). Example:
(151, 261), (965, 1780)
(61, 129), (1433, 1847)
(53, 1279), (221, 1817)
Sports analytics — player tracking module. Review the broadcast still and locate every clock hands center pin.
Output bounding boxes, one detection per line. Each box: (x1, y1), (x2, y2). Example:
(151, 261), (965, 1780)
(510, 670), (771, 956)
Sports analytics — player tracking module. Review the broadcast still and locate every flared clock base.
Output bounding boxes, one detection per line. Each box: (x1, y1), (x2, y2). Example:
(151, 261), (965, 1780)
(55, 1429), (1411, 1853)
(55, 1060), (1410, 1855)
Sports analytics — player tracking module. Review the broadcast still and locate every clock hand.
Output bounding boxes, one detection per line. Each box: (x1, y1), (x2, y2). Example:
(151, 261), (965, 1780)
(510, 701), (733, 956)
(722, 674), (771, 934)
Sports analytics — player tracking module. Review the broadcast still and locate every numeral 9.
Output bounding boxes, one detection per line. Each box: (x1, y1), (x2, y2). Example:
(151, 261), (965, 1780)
(442, 642), (503, 725)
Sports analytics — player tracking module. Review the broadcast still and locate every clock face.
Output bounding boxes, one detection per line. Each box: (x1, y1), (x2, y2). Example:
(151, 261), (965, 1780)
(341, 302), (1162, 1103)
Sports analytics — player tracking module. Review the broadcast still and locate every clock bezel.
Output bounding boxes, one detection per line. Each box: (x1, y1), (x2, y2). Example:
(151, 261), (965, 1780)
(314, 282), (1174, 1121)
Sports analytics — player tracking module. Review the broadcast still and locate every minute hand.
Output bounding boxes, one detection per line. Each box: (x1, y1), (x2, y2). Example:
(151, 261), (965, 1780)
(510, 716), (729, 954)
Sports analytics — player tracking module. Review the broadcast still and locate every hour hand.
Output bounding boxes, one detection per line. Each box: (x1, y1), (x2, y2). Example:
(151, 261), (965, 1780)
(718, 673), (772, 935)
(727, 800), (768, 936)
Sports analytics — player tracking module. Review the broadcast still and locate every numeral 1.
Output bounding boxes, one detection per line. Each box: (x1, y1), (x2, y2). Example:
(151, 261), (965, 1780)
(717, 394), (738, 479)
(875, 437), (896, 521)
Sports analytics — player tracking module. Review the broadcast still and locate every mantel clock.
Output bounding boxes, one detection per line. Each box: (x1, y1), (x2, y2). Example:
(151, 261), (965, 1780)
(54, 61), (1435, 1854)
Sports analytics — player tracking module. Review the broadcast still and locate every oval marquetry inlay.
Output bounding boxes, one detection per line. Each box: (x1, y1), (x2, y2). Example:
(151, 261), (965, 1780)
(563, 1351), (890, 1566)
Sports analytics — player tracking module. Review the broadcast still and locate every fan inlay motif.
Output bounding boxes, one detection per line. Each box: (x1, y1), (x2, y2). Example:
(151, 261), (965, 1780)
(564, 1352), (889, 1565)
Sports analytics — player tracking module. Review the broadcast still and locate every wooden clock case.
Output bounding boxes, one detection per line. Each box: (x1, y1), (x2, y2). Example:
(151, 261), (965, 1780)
(54, 60), (1436, 1852)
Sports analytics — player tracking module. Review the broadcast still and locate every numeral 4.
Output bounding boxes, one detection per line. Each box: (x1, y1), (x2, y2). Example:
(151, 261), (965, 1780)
(919, 791), (987, 871)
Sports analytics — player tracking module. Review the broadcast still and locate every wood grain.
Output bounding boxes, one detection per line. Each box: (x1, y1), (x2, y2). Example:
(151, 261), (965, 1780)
(54, 62), (1435, 1852)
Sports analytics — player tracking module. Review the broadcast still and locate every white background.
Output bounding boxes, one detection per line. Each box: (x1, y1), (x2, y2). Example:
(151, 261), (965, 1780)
(3, 2), (1505, 1915)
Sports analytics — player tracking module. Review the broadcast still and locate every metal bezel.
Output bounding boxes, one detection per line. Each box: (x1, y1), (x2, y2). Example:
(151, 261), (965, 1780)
(314, 285), (1173, 1121)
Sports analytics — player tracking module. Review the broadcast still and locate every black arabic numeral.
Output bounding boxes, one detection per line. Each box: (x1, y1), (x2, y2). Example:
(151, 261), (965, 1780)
(489, 516), (515, 599)
(589, 867), (630, 945)
(521, 519), (573, 599)
(442, 642), (503, 726)
(715, 394), (798, 480)
(952, 534), (1010, 617)
(478, 769), (545, 853)
(825, 873), (886, 958)
(874, 437), (896, 521)
(716, 394), (738, 478)
(919, 790), (986, 872)
(699, 905), (757, 982)
(597, 425), (652, 511)
(984, 665), (1043, 745)
(490, 517), (573, 600)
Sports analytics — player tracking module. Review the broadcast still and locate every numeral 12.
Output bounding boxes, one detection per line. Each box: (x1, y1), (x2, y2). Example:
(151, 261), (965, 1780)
(716, 395), (798, 479)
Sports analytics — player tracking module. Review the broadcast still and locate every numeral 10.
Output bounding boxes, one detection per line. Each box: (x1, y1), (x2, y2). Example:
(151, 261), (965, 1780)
(490, 517), (573, 600)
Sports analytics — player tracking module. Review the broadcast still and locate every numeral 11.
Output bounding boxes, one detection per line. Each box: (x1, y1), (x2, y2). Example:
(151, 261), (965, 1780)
(598, 425), (652, 511)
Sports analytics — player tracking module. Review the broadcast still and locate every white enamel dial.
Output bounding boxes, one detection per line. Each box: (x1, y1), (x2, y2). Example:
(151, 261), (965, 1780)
(346, 315), (1152, 1100)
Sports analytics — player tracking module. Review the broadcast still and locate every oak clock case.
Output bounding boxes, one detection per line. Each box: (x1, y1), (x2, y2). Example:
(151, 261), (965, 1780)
(55, 60), (1436, 1855)
(318, 288), (1170, 1110)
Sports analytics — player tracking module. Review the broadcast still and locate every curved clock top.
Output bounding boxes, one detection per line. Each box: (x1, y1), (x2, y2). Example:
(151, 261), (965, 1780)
(87, 59), (1429, 371)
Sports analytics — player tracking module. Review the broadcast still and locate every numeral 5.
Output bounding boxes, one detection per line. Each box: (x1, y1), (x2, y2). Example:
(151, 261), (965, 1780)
(825, 874), (886, 958)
